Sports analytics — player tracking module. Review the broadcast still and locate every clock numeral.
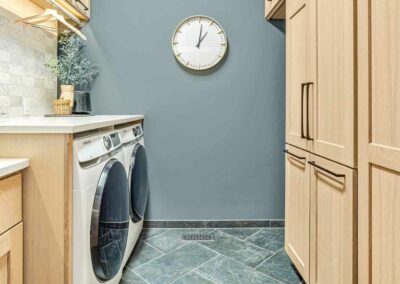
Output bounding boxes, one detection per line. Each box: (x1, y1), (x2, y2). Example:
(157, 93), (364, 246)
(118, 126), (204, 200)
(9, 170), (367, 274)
(176, 53), (182, 57)
(217, 30), (224, 34)
(173, 42), (179, 45)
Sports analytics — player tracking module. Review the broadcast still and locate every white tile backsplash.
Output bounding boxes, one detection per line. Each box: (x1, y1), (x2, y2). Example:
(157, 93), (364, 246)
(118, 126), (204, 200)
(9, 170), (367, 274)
(0, 7), (57, 117)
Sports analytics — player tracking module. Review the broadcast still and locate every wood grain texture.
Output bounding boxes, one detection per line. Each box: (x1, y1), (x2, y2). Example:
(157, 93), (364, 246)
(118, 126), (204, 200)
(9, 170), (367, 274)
(358, 0), (400, 283)
(0, 174), (22, 235)
(310, 0), (356, 168)
(284, 145), (310, 283)
(286, 0), (311, 151)
(0, 223), (23, 284)
(0, 134), (71, 284)
(309, 155), (357, 284)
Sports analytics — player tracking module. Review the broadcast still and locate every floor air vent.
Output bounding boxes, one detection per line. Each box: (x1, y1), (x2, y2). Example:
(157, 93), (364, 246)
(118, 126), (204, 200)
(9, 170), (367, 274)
(181, 233), (215, 241)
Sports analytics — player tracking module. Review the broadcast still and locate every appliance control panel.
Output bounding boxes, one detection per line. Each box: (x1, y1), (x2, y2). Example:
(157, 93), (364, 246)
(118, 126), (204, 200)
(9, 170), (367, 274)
(120, 124), (143, 144)
(75, 132), (122, 163)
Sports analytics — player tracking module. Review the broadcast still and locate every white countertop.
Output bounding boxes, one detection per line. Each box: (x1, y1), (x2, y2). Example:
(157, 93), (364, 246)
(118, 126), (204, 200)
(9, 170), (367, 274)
(0, 159), (29, 178)
(0, 115), (144, 134)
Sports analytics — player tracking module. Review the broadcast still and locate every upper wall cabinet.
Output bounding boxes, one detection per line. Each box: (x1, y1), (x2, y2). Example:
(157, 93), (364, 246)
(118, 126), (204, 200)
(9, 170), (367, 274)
(265, 0), (285, 20)
(31, 0), (90, 23)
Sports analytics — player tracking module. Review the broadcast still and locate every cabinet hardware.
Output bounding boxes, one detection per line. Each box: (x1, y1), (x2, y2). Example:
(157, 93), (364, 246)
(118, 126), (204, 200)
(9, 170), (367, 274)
(306, 82), (314, 140)
(308, 161), (345, 178)
(283, 149), (306, 160)
(301, 83), (307, 139)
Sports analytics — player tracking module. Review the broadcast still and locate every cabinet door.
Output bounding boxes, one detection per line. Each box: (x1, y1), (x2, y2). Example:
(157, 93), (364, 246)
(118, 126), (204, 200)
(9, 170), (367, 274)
(284, 145), (310, 283)
(310, 0), (356, 167)
(265, 0), (285, 20)
(286, 0), (312, 151)
(309, 155), (356, 284)
(0, 223), (23, 284)
(358, 0), (400, 283)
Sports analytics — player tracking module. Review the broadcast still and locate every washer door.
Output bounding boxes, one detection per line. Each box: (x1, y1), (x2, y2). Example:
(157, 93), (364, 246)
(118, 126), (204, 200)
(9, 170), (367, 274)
(90, 159), (129, 281)
(129, 144), (149, 223)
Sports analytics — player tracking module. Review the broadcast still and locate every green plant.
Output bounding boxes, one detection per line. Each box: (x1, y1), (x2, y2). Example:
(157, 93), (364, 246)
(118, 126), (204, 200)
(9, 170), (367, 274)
(46, 31), (99, 88)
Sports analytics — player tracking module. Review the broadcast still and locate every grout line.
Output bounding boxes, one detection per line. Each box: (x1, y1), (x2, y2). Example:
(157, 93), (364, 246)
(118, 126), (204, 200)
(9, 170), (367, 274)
(141, 240), (166, 255)
(170, 254), (220, 284)
(254, 248), (283, 270)
(243, 228), (264, 241)
(124, 266), (151, 284)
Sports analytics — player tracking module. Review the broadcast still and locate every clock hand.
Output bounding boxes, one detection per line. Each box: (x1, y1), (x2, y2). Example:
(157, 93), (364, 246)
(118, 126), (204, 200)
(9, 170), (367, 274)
(198, 31), (208, 48)
(196, 24), (203, 48)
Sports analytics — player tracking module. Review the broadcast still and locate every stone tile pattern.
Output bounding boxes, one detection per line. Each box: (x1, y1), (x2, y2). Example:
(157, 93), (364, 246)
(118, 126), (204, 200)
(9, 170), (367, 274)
(122, 227), (304, 284)
(0, 7), (57, 117)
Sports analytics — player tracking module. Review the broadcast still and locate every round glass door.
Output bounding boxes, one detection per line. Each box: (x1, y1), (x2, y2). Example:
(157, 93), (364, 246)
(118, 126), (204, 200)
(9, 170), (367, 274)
(90, 159), (129, 281)
(129, 144), (149, 223)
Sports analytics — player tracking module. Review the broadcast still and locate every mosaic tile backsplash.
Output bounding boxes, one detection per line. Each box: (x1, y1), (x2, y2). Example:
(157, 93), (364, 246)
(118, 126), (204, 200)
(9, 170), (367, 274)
(0, 7), (57, 117)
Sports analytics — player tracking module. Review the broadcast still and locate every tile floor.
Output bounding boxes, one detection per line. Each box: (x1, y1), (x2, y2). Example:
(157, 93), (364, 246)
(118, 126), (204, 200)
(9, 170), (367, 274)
(120, 227), (303, 284)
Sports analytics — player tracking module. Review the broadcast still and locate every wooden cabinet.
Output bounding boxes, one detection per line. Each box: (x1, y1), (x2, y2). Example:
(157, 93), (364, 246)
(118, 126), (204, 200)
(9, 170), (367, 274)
(309, 155), (356, 284)
(0, 174), (23, 284)
(310, 0), (356, 168)
(285, 0), (356, 168)
(358, 0), (400, 283)
(286, 0), (312, 151)
(0, 223), (23, 284)
(284, 145), (310, 283)
(265, 0), (285, 20)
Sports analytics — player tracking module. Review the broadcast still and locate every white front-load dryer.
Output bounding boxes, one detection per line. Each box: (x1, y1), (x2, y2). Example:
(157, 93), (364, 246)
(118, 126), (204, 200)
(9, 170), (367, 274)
(73, 130), (130, 284)
(118, 123), (149, 263)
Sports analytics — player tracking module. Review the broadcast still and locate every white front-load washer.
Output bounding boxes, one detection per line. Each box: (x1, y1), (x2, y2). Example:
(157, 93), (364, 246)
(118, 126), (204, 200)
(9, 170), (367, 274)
(118, 123), (149, 263)
(73, 130), (130, 284)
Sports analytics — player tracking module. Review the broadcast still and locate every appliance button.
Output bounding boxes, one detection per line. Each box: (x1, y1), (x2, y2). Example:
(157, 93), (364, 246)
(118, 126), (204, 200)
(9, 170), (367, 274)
(103, 136), (112, 150)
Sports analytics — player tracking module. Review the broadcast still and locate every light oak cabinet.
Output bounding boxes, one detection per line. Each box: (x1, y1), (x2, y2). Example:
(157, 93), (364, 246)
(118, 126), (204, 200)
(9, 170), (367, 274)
(284, 145), (310, 283)
(265, 0), (285, 20)
(358, 0), (400, 283)
(0, 174), (23, 284)
(285, 0), (356, 168)
(309, 155), (356, 284)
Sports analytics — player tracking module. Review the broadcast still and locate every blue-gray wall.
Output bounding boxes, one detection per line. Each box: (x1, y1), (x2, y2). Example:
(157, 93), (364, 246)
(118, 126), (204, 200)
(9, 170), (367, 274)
(85, 0), (285, 220)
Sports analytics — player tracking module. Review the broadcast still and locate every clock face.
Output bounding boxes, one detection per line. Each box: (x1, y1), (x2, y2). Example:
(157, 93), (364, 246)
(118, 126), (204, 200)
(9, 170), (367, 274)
(172, 16), (228, 71)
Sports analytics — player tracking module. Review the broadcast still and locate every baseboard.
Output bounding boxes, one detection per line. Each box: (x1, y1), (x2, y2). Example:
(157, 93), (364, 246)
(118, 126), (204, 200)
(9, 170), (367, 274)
(143, 219), (285, 228)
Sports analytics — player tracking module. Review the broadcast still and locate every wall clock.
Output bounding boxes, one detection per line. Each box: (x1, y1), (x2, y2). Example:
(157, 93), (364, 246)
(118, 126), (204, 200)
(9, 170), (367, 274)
(172, 15), (228, 71)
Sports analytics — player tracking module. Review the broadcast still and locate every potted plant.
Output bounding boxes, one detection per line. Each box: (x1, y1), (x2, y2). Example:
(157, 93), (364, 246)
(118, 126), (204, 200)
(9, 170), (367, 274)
(46, 31), (99, 110)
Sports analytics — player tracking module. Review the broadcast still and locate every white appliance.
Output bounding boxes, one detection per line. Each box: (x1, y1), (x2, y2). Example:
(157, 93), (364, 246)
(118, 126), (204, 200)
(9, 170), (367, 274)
(119, 123), (149, 262)
(73, 130), (130, 284)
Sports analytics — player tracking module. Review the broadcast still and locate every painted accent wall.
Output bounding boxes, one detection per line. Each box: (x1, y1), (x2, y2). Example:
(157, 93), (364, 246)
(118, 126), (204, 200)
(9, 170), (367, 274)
(85, 0), (285, 220)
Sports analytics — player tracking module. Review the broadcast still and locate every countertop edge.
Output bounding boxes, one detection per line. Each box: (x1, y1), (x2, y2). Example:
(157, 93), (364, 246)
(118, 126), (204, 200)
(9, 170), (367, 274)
(0, 159), (30, 179)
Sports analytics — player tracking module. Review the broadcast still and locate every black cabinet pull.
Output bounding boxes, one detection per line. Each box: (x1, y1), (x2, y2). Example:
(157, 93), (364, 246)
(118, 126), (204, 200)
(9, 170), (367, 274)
(308, 161), (345, 178)
(283, 149), (306, 160)
(306, 82), (314, 141)
(301, 83), (307, 139)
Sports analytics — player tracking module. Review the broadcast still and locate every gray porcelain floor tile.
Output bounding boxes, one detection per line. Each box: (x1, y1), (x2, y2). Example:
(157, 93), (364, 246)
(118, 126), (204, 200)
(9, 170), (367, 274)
(199, 230), (272, 268)
(256, 250), (303, 284)
(139, 228), (169, 240)
(173, 271), (215, 284)
(145, 229), (215, 253)
(134, 243), (217, 284)
(246, 229), (284, 253)
(218, 228), (261, 240)
(120, 268), (146, 284)
(196, 255), (282, 284)
(126, 240), (164, 270)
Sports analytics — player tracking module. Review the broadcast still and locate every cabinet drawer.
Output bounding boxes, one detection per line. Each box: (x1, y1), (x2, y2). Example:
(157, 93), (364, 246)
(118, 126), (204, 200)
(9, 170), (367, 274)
(0, 174), (22, 235)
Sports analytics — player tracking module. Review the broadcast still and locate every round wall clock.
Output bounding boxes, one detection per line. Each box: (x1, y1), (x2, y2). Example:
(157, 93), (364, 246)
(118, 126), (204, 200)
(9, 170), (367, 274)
(172, 15), (228, 71)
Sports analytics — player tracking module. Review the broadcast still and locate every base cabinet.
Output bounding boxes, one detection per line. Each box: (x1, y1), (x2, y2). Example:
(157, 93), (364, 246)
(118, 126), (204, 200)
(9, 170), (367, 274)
(0, 223), (23, 284)
(284, 145), (310, 283)
(285, 146), (357, 284)
(309, 155), (356, 284)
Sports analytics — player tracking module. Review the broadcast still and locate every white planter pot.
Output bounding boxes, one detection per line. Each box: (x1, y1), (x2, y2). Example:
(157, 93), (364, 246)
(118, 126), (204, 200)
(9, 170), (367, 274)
(60, 85), (75, 107)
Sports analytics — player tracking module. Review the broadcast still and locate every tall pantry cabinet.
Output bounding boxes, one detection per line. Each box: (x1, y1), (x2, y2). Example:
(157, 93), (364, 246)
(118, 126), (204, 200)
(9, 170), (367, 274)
(283, 0), (357, 283)
(358, 0), (400, 283)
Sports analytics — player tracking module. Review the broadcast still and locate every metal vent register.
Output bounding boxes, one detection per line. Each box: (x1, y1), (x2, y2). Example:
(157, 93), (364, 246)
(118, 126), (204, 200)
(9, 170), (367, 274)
(181, 233), (215, 241)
